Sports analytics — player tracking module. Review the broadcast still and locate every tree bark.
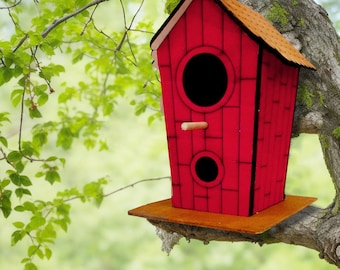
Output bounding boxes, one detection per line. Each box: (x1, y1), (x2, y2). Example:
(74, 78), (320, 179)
(148, 0), (340, 267)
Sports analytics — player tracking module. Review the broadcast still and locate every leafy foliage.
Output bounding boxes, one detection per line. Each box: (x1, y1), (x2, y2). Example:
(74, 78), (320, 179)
(0, 0), (162, 268)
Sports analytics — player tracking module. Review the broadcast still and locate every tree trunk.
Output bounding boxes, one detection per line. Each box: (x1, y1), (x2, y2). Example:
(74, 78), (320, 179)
(148, 0), (340, 267)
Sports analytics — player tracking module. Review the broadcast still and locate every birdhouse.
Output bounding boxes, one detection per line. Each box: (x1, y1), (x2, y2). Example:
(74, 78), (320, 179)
(129, 0), (317, 233)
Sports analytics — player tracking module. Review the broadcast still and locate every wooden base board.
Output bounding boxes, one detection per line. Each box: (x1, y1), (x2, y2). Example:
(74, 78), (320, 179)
(128, 195), (317, 234)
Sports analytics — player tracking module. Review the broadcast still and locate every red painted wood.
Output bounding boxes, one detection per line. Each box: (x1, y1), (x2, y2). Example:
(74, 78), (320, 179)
(208, 185), (222, 213)
(205, 110), (223, 138)
(239, 79), (256, 163)
(157, 37), (170, 67)
(168, 15), (187, 78)
(156, 0), (302, 217)
(222, 107), (240, 191)
(194, 182), (208, 197)
(202, 0), (223, 48)
(191, 111), (206, 153)
(222, 190), (239, 215)
(206, 138), (223, 158)
(195, 197), (208, 212)
(241, 32), (259, 79)
(223, 10), (242, 78)
(239, 163), (252, 216)
(185, 0), (203, 51)
(253, 50), (299, 213)
(253, 57), (271, 212)
(179, 165), (194, 209)
(172, 185), (182, 208)
(177, 122), (192, 165)
(167, 138), (179, 181)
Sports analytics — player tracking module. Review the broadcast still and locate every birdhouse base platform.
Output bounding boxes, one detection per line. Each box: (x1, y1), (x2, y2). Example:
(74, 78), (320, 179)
(128, 195), (316, 234)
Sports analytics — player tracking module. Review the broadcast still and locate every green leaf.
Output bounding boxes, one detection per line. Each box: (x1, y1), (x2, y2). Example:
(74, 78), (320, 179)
(24, 262), (38, 270)
(10, 173), (21, 186)
(7, 151), (22, 163)
(35, 171), (44, 178)
(14, 161), (25, 173)
(40, 43), (55, 56)
(0, 68), (13, 85)
(45, 246), (52, 260)
(22, 201), (37, 213)
(15, 188), (24, 198)
(13, 221), (25, 229)
(21, 141), (35, 157)
(1, 179), (11, 189)
(15, 188), (32, 199)
(14, 205), (25, 212)
(0, 112), (10, 126)
(28, 245), (37, 257)
(0, 136), (8, 147)
(0, 194), (12, 218)
(28, 245), (44, 259)
(99, 140), (109, 151)
(28, 215), (46, 230)
(37, 92), (49, 106)
(11, 229), (26, 245)
(33, 131), (48, 148)
(29, 107), (42, 119)
(38, 223), (56, 242)
(39, 64), (65, 81)
(57, 127), (73, 149)
(164, 0), (180, 14)
(20, 175), (32, 187)
(45, 171), (61, 184)
(84, 138), (96, 150)
(46, 156), (58, 162)
(11, 89), (23, 107)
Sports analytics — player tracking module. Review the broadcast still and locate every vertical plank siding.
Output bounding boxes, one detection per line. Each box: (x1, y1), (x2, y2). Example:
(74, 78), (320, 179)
(156, 0), (300, 216)
(253, 50), (298, 213)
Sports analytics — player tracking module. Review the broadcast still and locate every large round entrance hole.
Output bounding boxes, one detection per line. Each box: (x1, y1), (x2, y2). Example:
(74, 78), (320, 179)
(182, 53), (228, 107)
(195, 156), (219, 183)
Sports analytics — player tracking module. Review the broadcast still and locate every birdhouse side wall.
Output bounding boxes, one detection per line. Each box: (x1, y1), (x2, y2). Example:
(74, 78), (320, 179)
(253, 49), (299, 214)
(157, 0), (260, 216)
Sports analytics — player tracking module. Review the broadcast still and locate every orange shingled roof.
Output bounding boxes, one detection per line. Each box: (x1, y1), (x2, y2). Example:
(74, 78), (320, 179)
(151, 0), (316, 70)
(220, 0), (316, 70)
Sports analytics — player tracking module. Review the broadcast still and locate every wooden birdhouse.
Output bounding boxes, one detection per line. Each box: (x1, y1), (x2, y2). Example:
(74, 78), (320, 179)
(129, 0), (317, 233)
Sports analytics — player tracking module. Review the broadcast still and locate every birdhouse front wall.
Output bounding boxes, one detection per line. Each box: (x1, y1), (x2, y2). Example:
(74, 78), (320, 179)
(157, 0), (260, 216)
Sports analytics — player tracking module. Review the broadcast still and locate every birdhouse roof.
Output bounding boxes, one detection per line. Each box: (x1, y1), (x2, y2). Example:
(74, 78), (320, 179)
(151, 0), (316, 70)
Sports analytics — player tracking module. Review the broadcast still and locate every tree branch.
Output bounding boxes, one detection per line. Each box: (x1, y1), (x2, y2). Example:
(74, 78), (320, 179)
(148, 205), (340, 266)
(41, 0), (109, 38)
(11, 0), (109, 52)
(0, 0), (22, 10)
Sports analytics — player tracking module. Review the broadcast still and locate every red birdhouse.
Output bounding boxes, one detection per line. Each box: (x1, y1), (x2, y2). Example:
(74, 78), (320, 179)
(129, 0), (317, 233)
(151, 0), (315, 217)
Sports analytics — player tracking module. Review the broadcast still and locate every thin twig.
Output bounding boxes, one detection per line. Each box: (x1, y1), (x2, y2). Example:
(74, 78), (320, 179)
(115, 0), (145, 53)
(0, 0), (22, 10)
(42, 0), (109, 38)
(103, 176), (171, 197)
(63, 176), (170, 203)
(80, 3), (99, 35)
(12, 34), (28, 53)
(127, 0), (145, 30)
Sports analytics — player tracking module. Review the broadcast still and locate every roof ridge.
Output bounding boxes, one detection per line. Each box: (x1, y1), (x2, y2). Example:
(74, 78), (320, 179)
(220, 0), (316, 69)
(151, 0), (316, 70)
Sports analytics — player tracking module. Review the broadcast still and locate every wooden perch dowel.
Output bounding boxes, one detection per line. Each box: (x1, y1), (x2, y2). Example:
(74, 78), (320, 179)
(181, 121), (208, 131)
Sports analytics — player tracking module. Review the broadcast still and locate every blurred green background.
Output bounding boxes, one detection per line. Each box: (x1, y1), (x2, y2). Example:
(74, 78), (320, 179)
(0, 0), (339, 269)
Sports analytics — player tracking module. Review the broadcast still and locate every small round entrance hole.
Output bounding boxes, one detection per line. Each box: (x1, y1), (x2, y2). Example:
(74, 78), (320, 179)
(183, 53), (228, 107)
(195, 156), (219, 183)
